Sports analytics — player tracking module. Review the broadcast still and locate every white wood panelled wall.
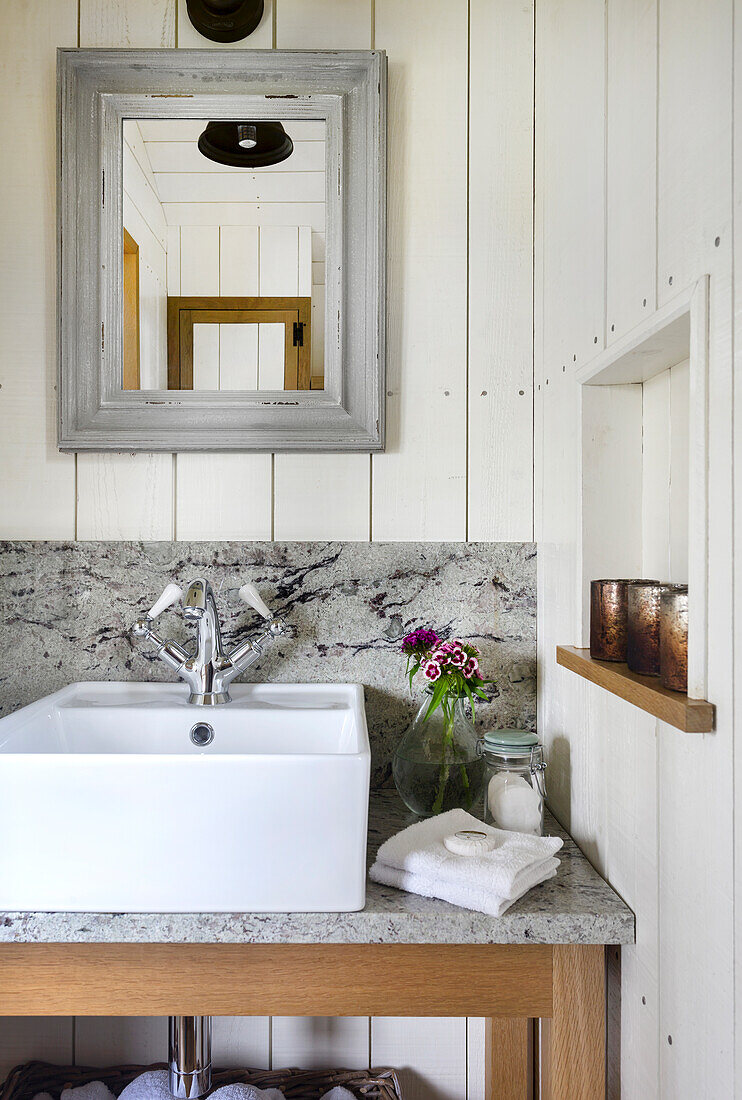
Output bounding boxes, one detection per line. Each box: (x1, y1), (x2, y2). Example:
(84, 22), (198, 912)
(536, 1), (738, 1098)
(0, 0), (533, 544)
(0, 0), (533, 1096)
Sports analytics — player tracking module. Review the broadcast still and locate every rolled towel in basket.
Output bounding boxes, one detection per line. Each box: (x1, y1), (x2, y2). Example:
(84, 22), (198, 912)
(118, 1074), (288, 1100)
(118, 1071), (173, 1100)
(34, 1087), (116, 1100)
(62, 1085), (116, 1100)
(210, 1086), (285, 1100)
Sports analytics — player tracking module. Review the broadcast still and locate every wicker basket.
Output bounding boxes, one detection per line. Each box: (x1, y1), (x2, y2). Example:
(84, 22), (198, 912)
(0, 1062), (403, 1100)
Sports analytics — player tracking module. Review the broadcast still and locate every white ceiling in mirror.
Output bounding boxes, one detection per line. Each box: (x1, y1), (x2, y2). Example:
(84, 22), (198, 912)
(121, 117), (326, 394)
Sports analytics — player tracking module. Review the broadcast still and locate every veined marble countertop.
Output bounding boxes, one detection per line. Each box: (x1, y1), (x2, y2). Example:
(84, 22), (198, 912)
(0, 792), (633, 946)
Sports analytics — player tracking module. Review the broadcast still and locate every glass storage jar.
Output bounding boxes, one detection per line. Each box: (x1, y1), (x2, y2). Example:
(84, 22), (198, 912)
(481, 729), (547, 836)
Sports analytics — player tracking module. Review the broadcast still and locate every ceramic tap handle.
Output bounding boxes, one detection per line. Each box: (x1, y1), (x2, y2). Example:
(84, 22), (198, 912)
(147, 583), (183, 620)
(239, 583), (273, 620)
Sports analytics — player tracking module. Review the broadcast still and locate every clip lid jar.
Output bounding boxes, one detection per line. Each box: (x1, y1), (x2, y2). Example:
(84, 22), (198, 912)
(480, 729), (546, 836)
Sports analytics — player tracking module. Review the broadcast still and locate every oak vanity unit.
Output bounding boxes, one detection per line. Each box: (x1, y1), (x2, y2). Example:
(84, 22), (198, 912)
(0, 792), (634, 1100)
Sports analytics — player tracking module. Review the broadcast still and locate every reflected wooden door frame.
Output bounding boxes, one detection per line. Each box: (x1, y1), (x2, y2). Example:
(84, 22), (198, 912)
(167, 295), (312, 390)
(122, 229), (140, 390)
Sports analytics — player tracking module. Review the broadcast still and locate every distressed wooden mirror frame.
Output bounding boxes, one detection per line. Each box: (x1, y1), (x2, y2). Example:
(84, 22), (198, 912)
(58, 49), (386, 452)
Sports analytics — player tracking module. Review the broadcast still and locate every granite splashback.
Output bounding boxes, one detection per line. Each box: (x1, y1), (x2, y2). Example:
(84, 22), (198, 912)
(1, 541), (536, 786)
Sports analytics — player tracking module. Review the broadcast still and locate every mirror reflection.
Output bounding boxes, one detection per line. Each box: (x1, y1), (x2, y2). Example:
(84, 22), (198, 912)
(121, 118), (326, 392)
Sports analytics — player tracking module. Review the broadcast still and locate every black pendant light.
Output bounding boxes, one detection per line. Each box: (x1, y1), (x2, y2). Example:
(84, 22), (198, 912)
(186, 0), (264, 42)
(197, 121), (294, 168)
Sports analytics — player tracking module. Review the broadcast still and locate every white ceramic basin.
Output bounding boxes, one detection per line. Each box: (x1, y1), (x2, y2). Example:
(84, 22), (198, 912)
(0, 682), (370, 913)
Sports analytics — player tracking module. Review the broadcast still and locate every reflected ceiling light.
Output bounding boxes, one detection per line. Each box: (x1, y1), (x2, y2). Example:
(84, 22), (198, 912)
(197, 121), (294, 168)
(185, 0), (264, 43)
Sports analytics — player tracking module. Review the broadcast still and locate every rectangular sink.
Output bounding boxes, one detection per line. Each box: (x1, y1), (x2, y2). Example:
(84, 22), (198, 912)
(0, 682), (370, 913)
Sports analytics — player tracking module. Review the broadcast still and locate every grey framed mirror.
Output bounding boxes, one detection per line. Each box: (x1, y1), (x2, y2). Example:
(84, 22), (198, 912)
(58, 49), (386, 452)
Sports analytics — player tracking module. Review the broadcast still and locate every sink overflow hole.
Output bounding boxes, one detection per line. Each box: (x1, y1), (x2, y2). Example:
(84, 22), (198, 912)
(190, 722), (215, 747)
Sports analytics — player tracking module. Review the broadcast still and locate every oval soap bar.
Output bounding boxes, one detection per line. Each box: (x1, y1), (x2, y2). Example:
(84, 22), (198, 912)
(444, 829), (498, 856)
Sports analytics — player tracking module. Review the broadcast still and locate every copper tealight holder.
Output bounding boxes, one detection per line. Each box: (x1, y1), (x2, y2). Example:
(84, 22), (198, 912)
(660, 584), (688, 692)
(590, 579), (658, 662)
(627, 581), (667, 676)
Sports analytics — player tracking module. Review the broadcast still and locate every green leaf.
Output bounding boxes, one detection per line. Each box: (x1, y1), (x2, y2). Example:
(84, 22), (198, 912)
(424, 677), (448, 721)
(463, 679), (478, 723)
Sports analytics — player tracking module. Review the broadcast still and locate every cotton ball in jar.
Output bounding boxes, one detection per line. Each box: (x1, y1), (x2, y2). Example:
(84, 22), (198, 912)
(488, 773), (542, 835)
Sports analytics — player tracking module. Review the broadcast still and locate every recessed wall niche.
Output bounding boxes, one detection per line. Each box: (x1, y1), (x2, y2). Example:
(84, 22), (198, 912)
(577, 276), (709, 700)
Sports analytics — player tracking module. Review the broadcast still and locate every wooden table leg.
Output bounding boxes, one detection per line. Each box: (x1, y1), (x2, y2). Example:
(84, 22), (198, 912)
(485, 1018), (534, 1099)
(541, 945), (606, 1100)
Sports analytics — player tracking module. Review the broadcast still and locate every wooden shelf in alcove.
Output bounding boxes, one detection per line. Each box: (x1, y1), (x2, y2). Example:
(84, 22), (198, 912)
(556, 646), (715, 733)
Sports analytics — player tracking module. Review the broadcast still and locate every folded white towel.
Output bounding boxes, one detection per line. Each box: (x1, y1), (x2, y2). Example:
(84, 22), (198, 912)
(320, 1090), (357, 1100)
(61, 1084), (116, 1100)
(370, 808), (562, 916)
(370, 855), (560, 917)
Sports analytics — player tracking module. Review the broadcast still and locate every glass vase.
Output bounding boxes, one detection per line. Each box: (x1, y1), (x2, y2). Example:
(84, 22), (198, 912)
(392, 691), (486, 817)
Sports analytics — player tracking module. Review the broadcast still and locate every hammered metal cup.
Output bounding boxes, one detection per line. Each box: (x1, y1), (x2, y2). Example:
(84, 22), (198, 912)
(590, 580), (630, 661)
(660, 584), (689, 692)
(627, 582), (667, 676)
(590, 579), (659, 662)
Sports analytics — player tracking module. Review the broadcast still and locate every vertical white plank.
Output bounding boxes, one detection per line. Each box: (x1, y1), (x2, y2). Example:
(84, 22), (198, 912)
(259, 226), (299, 296)
(310, 284), (326, 380)
(220, 228), (259, 388)
(220, 324), (259, 390)
(273, 0), (371, 49)
(0, 0), (77, 538)
(75, 1019), (271, 1072)
(192, 324), (221, 390)
(77, 0), (175, 540)
(80, 1), (175, 46)
(656, 2), (734, 1096)
(271, 1018), (368, 1070)
(657, 0), (733, 304)
(138, 251), (169, 390)
(220, 227), (259, 296)
(641, 369), (671, 581)
(258, 227), (297, 390)
(176, 451), (272, 539)
(734, 3), (742, 1083)
(534, 0), (606, 867)
(273, 454), (370, 540)
(75, 1018), (168, 1065)
(536, 0), (606, 371)
(180, 226), (220, 296)
(177, 0), (273, 48)
(212, 1018), (270, 1069)
(167, 226), (181, 294)
(77, 453), (175, 539)
(272, 0), (372, 536)
(257, 323), (287, 390)
(603, 700), (660, 1099)
(605, 0), (657, 340)
(298, 227), (313, 297)
(465, 1019), (486, 1100)
(371, 0), (468, 540)
(467, 0), (534, 542)
(0, 1020), (73, 1082)
(668, 359), (690, 583)
(371, 1018), (467, 1100)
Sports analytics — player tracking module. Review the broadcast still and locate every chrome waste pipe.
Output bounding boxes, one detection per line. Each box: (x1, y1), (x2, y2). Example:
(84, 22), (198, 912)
(169, 1016), (212, 1098)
